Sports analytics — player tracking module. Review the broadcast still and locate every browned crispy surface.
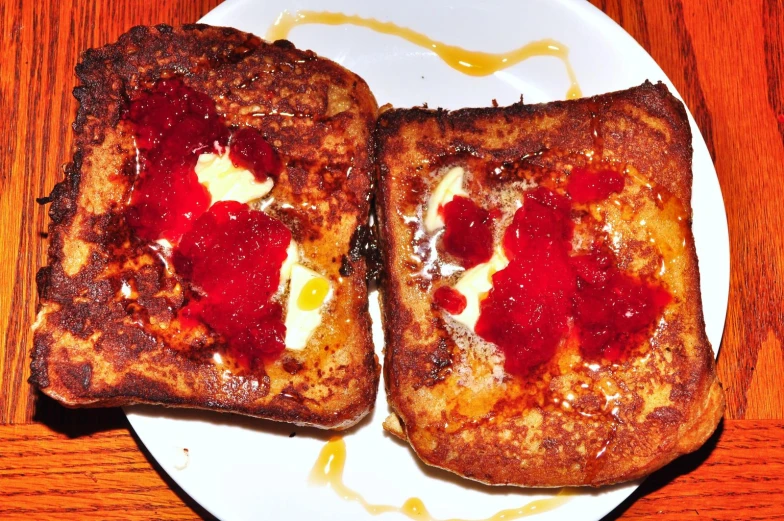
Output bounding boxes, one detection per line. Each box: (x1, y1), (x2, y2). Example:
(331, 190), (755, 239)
(376, 82), (724, 485)
(31, 25), (380, 429)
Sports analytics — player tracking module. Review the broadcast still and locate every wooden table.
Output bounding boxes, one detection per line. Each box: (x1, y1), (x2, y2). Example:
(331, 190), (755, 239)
(2, 0), (783, 519)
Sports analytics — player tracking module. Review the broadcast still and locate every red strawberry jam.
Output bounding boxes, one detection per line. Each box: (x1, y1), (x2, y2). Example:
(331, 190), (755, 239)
(475, 188), (576, 375)
(501, 187), (573, 259)
(466, 169), (670, 376)
(441, 196), (494, 268)
(174, 201), (291, 365)
(125, 79), (229, 242)
(572, 247), (672, 361)
(566, 166), (625, 203)
(434, 286), (467, 315)
(229, 127), (283, 182)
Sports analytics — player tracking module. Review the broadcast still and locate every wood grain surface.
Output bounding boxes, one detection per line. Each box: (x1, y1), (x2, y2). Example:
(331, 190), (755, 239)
(0, 419), (779, 521)
(1, 0), (782, 519)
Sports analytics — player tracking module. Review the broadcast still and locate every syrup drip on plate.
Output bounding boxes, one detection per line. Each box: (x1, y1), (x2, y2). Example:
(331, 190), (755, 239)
(267, 11), (582, 100)
(311, 437), (572, 520)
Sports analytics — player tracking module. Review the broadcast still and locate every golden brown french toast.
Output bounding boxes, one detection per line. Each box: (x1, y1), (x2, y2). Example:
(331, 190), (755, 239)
(375, 82), (724, 485)
(31, 24), (380, 429)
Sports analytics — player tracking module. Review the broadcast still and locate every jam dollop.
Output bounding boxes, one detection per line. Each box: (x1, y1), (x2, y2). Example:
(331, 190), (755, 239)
(126, 79), (229, 242)
(572, 246), (672, 361)
(441, 196), (494, 268)
(566, 167), (625, 203)
(475, 188), (576, 375)
(174, 201), (291, 365)
(434, 286), (467, 315)
(229, 127), (283, 182)
(501, 187), (573, 260)
(468, 170), (669, 376)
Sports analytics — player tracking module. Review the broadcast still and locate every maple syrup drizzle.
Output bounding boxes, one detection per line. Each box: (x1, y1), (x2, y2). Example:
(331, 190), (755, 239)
(310, 437), (572, 520)
(267, 11), (582, 100)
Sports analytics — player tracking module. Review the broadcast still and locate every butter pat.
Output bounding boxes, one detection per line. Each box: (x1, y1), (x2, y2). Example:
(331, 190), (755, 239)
(195, 149), (273, 205)
(280, 240), (299, 286)
(284, 263), (332, 350)
(424, 166), (467, 232)
(451, 248), (509, 331)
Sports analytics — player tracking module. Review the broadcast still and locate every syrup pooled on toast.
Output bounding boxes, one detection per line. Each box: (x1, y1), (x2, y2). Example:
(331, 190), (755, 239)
(267, 11), (582, 99)
(298, 276), (331, 310)
(311, 437), (572, 520)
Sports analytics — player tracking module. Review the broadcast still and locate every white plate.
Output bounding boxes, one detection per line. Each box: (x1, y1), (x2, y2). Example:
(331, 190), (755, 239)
(126, 1), (730, 520)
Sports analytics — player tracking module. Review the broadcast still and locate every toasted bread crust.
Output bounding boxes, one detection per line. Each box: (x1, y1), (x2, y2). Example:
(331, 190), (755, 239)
(376, 82), (724, 485)
(31, 25), (380, 429)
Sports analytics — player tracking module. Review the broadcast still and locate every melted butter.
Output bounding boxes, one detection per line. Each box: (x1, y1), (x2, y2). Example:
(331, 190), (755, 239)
(267, 11), (582, 99)
(297, 276), (330, 311)
(310, 437), (572, 520)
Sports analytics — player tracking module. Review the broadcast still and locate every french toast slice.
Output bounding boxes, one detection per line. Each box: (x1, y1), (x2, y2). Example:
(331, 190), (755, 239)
(375, 82), (724, 485)
(31, 25), (380, 429)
